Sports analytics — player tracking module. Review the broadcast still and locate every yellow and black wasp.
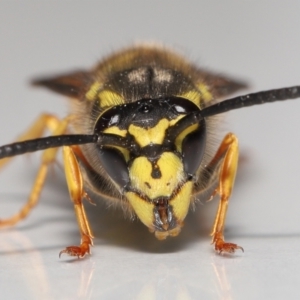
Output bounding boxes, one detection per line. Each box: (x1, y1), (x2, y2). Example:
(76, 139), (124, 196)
(0, 45), (299, 258)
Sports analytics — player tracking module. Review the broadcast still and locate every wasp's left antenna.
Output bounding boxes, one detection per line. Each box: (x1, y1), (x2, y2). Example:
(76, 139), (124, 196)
(0, 134), (98, 159)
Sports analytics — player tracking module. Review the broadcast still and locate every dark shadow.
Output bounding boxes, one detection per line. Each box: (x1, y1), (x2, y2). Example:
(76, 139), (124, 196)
(59, 199), (217, 254)
(0, 188), (215, 255)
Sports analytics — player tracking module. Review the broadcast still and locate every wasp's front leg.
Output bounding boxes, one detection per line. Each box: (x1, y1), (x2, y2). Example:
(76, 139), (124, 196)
(59, 146), (94, 259)
(0, 114), (71, 227)
(210, 133), (243, 254)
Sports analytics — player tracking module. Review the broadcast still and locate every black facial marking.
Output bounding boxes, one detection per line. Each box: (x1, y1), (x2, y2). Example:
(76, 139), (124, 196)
(146, 67), (154, 94)
(95, 96), (200, 134)
(151, 163), (162, 179)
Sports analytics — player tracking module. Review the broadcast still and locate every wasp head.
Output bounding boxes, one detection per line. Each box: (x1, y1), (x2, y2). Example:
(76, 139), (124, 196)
(94, 96), (206, 239)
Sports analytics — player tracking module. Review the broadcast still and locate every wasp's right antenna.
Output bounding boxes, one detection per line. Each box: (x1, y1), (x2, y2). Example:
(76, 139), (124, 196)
(201, 86), (300, 117)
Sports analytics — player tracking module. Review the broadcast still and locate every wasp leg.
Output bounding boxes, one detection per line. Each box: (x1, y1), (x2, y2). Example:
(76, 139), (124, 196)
(59, 146), (94, 259)
(210, 133), (243, 254)
(0, 115), (71, 227)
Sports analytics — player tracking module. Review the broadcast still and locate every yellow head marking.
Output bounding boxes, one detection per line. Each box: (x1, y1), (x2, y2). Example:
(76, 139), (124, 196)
(85, 82), (102, 101)
(197, 83), (213, 102)
(102, 126), (129, 161)
(125, 192), (154, 229)
(125, 180), (193, 234)
(103, 126), (127, 137)
(170, 181), (193, 221)
(128, 119), (169, 147)
(169, 115), (185, 126)
(129, 152), (185, 199)
(177, 90), (201, 107)
(174, 123), (199, 152)
(98, 90), (124, 108)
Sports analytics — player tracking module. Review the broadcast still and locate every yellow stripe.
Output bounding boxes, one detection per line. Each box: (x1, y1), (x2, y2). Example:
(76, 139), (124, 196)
(175, 123), (199, 152)
(102, 127), (129, 161)
(197, 83), (213, 102)
(103, 126), (127, 137)
(177, 90), (201, 107)
(128, 119), (169, 147)
(126, 191), (154, 229)
(177, 84), (213, 107)
(85, 82), (102, 101)
(169, 115), (185, 126)
(129, 153), (184, 199)
(170, 181), (193, 221)
(98, 90), (124, 108)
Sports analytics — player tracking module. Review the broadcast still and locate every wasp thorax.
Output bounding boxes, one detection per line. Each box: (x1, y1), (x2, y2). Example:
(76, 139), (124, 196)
(94, 96), (206, 238)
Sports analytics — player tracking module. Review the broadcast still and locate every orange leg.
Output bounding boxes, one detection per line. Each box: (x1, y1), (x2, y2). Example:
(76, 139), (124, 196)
(0, 114), (71, 226)
(59, 146), (94, 258)
(210, 133), (243, 254)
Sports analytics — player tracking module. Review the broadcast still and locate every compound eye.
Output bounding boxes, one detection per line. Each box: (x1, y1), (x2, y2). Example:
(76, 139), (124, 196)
(181, 117), (206, 176)
(96, 147), (130, 190)
(95, 106), (121, 132)
(93, 105), (130, 190)
(171, 97), (199, 114)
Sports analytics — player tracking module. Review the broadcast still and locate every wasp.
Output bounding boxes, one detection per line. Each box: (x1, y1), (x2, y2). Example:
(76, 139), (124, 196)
(0, 45), (299, 258)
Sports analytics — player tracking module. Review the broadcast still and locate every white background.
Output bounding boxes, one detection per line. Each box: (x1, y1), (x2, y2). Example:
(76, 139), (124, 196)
(1, 1), (300, 299)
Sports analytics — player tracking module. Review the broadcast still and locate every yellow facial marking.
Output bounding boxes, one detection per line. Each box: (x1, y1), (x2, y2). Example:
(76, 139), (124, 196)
(177, 90), (201, 107)
(103, 126), (127, 137)
(126, 179), (193, 232)
(128, 119), (169, 147)
(98, 90), (124, 108)
(129, 152), (185, 199)
(169, 114), (185, 126)
(85, 82), (102, 101)
(170, 181), (193, 221)
(197, 83), (213, 102)
(175, 123), (199, 152)
(125, 191), (154, 229)
(102, 126), (129, 161)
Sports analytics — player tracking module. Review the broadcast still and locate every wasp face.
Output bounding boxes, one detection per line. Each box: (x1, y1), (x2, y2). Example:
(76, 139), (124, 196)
(93, 96), (206, 239)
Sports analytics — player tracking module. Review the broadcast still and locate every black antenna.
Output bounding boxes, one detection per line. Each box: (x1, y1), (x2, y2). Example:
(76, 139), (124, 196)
(0, 132), (131, 160)
(201, 86), (300, 117)
(0, 135), (98, 159)
(1, 86), (300, 160)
